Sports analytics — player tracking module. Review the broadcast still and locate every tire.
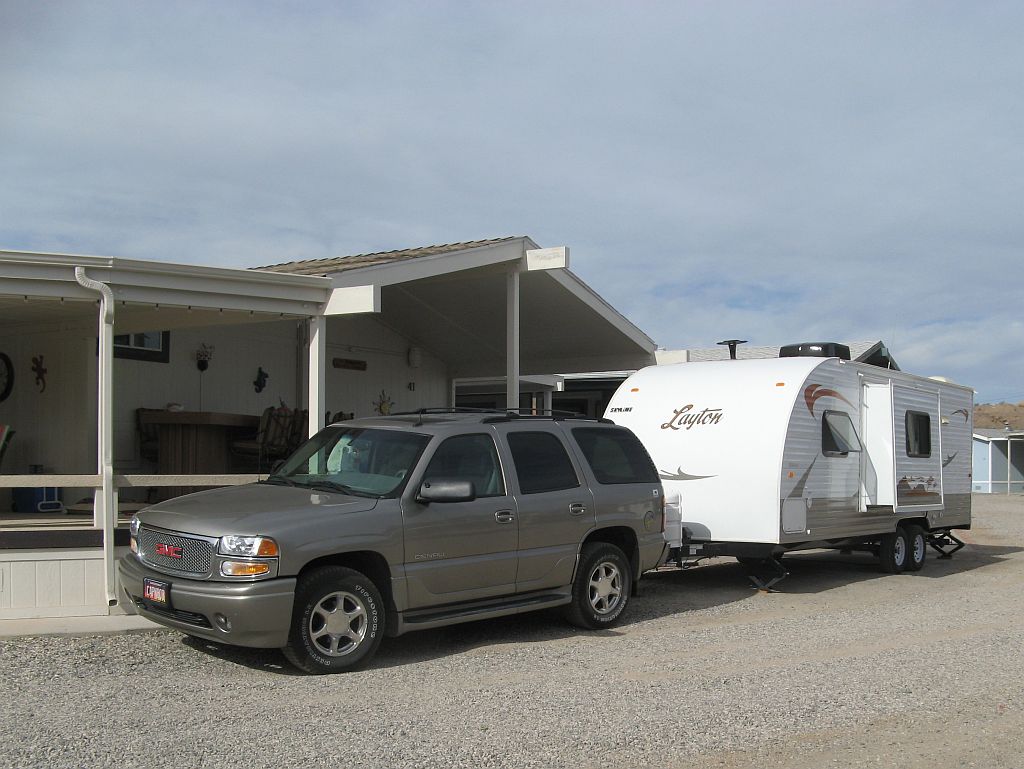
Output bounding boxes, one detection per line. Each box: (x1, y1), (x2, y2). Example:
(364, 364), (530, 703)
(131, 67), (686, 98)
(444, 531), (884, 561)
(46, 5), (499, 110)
(565, 543), (632, 630)
(905, 525), (927, 572)
(283, 566), (384, 674)
(879, 527), (910, 574)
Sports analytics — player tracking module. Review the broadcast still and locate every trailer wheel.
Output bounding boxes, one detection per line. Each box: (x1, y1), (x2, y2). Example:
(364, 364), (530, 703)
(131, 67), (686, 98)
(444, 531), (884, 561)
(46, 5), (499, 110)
(565, 543), (632, 630)
(879, 527), (909, 574)
(905, 525), (926, 572)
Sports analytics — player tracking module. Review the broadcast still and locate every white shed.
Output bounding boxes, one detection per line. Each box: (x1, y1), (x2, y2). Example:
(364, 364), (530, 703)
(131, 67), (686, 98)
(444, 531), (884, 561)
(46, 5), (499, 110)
(972, 429), (1024, 493)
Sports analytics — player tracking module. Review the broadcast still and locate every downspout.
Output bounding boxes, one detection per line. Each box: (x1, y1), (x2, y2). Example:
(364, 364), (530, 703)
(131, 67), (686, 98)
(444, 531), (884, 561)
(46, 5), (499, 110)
(74, 267), (118, 607)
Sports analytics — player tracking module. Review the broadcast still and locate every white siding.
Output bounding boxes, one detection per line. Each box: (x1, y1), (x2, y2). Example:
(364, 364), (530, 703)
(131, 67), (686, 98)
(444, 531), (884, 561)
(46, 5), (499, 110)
(324, 315), (449, 418)
(0, 549), (109, 618)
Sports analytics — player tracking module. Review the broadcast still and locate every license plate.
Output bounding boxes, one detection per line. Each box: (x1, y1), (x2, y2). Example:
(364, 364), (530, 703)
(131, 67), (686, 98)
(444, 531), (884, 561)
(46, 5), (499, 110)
(143, 578), (170, 606)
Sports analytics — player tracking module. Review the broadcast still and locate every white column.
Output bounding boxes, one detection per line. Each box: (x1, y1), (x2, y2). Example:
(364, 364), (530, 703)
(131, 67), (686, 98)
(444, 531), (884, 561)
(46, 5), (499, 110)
(74, 267), (117, 607)
(542, 388), (553, 414)
(506, 270), (520, 411)
(308, 315), (326, 437)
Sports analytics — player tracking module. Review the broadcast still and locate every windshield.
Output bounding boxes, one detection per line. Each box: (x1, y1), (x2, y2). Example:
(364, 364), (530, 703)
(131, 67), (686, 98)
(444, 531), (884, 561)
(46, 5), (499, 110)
(266, 427), (430, 498)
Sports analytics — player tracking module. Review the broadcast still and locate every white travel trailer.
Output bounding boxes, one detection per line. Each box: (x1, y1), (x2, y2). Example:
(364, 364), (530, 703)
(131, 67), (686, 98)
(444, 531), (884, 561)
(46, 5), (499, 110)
(605, 351), (973, 582)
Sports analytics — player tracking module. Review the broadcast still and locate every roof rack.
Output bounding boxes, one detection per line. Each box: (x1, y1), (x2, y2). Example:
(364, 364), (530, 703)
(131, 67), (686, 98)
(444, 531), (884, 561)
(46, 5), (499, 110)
(388, 407), (614, 426)
(480, 409), (614, 425)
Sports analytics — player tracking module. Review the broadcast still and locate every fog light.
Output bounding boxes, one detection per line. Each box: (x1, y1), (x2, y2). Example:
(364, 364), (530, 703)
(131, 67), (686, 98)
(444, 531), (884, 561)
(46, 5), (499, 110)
(221, 561), (271, 577)
(130, 537), (138, 554)
(214, 613), (232, 632)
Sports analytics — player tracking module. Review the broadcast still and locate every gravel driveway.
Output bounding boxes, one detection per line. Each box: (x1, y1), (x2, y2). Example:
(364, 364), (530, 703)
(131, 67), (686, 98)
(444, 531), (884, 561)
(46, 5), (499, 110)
(2, 494), (1022, 769)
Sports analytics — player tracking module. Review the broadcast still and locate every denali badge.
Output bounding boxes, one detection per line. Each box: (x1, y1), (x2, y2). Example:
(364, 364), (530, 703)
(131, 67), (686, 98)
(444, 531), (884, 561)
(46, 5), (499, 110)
(155, 543), (183, 559)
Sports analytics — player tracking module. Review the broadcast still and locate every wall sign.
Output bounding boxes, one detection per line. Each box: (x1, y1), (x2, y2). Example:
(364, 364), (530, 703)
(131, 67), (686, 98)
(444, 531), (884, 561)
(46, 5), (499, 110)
(333, 358), (368, 371)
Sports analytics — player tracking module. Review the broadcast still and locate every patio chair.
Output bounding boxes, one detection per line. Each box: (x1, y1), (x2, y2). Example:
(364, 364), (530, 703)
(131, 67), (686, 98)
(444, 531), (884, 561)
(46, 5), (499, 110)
(0, 424), (13, 471)
(288, 409), (309, 452)
(230, 406), (292, 472)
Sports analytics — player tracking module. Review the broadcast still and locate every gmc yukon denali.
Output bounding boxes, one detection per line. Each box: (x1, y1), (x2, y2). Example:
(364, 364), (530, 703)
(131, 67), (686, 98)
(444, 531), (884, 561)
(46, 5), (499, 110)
(119, 411), (666, 673)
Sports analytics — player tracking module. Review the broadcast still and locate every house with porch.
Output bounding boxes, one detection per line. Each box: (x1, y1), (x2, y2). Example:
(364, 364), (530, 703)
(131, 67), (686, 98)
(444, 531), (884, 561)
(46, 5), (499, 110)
(0, 237), (656, 620)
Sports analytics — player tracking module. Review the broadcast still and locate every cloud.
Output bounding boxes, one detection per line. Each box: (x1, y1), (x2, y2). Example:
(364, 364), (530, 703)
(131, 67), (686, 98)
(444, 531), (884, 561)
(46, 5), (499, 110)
(1, 1), (1021, 401)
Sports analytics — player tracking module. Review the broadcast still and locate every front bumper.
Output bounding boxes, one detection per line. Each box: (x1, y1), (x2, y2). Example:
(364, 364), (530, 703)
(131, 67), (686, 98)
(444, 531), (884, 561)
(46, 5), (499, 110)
(119, 554), (296, 648)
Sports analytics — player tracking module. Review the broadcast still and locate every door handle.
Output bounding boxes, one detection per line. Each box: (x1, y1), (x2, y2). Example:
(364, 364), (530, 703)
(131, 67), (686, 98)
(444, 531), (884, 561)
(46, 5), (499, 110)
(569, 502), (587, 516)
(494, 510), (515, 524)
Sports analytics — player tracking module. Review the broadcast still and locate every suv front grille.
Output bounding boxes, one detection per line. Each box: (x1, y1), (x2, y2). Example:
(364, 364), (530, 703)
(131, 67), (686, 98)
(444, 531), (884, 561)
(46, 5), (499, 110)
(138, 527), (215, 577)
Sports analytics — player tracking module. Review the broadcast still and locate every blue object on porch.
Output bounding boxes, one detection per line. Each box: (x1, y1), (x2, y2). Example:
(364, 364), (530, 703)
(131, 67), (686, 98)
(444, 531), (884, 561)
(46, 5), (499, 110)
(12, 486), (64, 514)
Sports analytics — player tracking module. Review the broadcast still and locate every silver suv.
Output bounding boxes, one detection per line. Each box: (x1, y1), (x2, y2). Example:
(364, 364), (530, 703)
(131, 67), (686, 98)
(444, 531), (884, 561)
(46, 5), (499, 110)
(119, 411), (666, 673)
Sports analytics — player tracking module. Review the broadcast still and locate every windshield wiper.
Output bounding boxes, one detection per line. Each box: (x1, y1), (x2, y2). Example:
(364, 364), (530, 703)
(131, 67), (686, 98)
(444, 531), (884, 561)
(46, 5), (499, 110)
(259, 476), (299, 487)
(307, 480), (377, 498)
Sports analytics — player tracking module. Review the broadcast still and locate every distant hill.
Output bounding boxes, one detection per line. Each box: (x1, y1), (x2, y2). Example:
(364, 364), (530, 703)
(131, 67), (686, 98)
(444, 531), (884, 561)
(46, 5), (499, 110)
(974, 402), (1024, 430)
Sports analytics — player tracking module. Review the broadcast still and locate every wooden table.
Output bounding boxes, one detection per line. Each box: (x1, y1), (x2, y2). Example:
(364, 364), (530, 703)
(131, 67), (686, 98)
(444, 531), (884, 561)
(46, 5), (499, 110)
(139, 411), (259, 497)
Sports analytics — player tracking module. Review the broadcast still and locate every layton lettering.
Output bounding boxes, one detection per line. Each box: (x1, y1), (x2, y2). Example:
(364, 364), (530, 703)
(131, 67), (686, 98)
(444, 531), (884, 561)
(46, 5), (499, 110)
(660, 404), (724, 430)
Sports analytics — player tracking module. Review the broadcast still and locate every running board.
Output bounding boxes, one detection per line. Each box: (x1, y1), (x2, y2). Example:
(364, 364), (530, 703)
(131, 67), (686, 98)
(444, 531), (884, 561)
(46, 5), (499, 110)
(392, 591), (572, 635)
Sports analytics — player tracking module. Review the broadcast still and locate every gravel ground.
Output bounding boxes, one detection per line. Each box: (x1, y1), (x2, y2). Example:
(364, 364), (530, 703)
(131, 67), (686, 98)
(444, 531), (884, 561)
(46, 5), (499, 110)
(2, 494), (1022, 769)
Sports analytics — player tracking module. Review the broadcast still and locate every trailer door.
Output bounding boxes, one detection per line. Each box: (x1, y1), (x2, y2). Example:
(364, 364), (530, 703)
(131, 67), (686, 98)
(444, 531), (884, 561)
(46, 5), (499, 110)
(861, 383), (894, 508)
(892, 385), (943, 511)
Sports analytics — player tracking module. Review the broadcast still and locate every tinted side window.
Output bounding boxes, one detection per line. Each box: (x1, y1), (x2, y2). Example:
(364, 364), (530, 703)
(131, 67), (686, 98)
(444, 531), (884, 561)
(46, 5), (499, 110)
(821, 411), (862, 457)
(572, 427), (659, 484)
(423, 434), (505, 497)
(507, 431), (580, 494)
(905, 411), (931, 457)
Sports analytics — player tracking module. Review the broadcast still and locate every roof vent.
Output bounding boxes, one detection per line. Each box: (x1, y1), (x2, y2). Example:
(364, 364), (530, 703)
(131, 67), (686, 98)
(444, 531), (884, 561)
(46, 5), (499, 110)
(717, 339), (747, 360)
(779, 342), (851, 360)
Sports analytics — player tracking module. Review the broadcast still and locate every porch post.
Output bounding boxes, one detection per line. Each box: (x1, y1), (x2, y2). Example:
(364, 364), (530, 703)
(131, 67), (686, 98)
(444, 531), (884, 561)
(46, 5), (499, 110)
(74, 268), (118, 607)
(506, 269), (520, 411)
(308, 314), (326, 437)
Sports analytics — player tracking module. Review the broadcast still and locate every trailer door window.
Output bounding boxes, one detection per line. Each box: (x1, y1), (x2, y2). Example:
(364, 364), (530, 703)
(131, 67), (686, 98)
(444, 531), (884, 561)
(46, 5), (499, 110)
(905, 411), (932, 457)
(822, 411), (862, 457)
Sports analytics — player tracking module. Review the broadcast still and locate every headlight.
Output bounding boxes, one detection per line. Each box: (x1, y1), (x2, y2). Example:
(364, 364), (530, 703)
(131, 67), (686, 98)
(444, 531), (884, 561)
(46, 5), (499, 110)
(218, 535), (279, 558)
(130, 515), (141, 536)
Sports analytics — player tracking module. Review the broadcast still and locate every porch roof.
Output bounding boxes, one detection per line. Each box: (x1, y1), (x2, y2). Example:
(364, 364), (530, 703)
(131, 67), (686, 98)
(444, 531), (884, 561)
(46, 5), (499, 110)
(0, 249), (334, 334)
(254, 236), (657, 375)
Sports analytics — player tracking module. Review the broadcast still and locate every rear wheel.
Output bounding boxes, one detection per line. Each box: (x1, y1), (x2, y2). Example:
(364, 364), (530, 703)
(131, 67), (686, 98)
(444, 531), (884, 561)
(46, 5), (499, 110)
(905, 525), (927, 572)
(283, 566), (384, 674)
(566, 543), (632, 629)
(879, 527), (909, 574)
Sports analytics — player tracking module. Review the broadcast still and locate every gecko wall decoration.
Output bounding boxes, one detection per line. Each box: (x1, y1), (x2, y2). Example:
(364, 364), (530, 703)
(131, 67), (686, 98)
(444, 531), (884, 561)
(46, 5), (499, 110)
(31, 355), (47, 393)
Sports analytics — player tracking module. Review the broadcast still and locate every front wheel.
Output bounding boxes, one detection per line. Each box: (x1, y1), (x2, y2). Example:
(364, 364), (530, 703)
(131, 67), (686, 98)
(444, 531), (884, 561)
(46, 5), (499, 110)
(879, 527), (910, 574)
(283, 566), (385, 674)
(565, 543), (632, 629)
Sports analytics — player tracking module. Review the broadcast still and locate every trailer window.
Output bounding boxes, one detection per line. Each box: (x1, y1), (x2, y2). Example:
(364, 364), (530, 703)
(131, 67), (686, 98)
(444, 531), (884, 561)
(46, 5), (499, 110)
(571, 427), (659, 484)
(507, 431), (580, 494)
(905, 411), (932, 457)
(822, 411), (862, 456)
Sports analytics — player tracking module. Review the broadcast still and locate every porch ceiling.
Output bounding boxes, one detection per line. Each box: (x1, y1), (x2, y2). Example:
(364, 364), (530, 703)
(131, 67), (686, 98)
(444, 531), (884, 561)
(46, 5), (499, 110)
(378, 266), (656, 376)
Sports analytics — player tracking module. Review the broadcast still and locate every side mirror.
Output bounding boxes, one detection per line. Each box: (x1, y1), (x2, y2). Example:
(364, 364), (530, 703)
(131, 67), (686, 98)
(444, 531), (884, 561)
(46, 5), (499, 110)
(417, 478), (476, 503)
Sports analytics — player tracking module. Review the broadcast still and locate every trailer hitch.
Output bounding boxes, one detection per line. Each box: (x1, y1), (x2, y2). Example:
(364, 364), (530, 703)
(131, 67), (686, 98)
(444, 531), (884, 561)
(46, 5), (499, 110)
(927, 531), (965, 559)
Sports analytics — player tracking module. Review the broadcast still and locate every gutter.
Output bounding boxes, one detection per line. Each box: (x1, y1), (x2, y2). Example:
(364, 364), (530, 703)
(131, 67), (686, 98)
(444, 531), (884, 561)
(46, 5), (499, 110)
(73, 267), (118, 608)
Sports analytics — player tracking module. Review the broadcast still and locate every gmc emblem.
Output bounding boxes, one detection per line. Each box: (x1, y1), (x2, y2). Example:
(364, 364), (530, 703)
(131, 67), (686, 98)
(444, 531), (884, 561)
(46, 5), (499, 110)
(155, 543), (183, 559)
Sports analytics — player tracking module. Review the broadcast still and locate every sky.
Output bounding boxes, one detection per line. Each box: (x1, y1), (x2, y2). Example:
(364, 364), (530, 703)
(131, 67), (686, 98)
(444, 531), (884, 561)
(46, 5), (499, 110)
(1, 1), (1021, 402)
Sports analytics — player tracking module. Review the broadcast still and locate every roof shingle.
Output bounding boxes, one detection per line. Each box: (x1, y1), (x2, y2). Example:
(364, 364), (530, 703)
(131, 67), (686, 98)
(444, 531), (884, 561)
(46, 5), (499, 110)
(254, 237), (519, 276)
